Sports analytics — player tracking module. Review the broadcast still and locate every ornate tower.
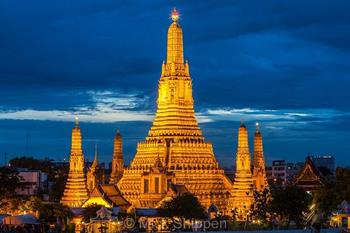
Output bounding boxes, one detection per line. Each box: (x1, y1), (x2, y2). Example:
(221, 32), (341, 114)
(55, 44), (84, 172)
(253, 123), (268, 192)
(109, 130), (124, 184)
(118, 9), (232, 211)
(230, 123), (254, 219)
(87, 145), (101, 193)
(61, 118), (89, 207)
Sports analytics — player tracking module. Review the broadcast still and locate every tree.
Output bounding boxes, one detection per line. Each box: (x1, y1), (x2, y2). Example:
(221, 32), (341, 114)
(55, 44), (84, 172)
(82, 204), (104, 222)
(9, 156), (53, 173)
(250, 188), (271, 225)
(159, 192), (206, 225)
(270, 185), (311, 227)
(39, 202), (72, 223)
(313, 167), (350, 217)
(9, 156), (69, 201)
(0, 167), (23, 199)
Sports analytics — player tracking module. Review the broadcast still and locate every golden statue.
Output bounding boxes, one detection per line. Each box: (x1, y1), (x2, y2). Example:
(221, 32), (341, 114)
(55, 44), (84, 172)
(230, 123), (254, 219)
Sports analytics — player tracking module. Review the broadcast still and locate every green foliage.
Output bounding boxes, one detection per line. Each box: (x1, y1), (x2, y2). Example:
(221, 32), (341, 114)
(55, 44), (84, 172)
(0, 167), (23, 199)
(9, 156), (53, 174)
(270, 185), (312, 226)
(159, 193), (207, 220)
(41, 202), (72, 223)
(313, 167), (350, 215)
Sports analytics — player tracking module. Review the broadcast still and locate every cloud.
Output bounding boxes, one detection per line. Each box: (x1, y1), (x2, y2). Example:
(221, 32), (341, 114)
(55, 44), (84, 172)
(0, 90), (153, 122)
(201, 107), (343, 123)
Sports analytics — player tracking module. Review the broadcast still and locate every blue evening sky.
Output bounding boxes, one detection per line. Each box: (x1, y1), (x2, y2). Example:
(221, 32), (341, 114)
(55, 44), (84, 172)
(0, 1), (349, 167)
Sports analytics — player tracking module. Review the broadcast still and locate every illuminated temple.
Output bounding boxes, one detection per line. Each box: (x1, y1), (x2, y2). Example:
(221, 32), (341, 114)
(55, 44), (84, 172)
(117, 9), (232, 211)
(60, 9), (269, 218)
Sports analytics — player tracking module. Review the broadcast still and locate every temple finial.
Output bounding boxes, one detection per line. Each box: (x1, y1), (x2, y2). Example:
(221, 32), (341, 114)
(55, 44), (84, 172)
(75, 116), (79, 127)
(255, 122), (260, 132)
(171, 8), (180, 22)
(240, 119), (245, 127)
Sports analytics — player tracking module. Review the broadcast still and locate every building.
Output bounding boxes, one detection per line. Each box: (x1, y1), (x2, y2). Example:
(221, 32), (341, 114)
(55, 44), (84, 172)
(311, 155), (335, 174)
(117, 9), (232, 213)
(266, 160), (287, 185)
(82, 184), (130, 210)
(60, 118), (89, 207)
(16, 169), (48, 196)
(330, 200), (350, 228)
(58, 10), (271, 219)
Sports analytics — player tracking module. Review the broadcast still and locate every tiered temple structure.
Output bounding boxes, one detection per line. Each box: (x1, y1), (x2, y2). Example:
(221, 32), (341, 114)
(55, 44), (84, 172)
(252, 123), (268, 192)
(230, 123), (254, 219)
(117, 9), (232, 211)
(60, 10), (271, 218)
(61, 118), (89, 207)
(109, 130), (124, 184)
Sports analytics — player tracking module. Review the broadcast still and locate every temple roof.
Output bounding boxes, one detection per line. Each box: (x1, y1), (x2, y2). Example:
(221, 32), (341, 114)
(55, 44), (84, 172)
(294, 156), (327, 190)
(88, 184), (130, 207)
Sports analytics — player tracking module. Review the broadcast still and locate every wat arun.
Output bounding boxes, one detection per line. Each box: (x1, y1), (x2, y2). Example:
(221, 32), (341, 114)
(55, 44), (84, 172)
(60, 9), (269, 218)
(117, 9), (232, 211)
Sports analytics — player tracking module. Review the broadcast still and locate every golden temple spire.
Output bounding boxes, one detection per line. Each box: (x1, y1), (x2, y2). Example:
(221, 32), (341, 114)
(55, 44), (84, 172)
(230, 123), (254, 219)
(109, 129), (124, 184)
(118, 10), (233, 213)
(253, 122), (268, 192)
(61, 119), (89, 207)
(167, 8), (184, 64)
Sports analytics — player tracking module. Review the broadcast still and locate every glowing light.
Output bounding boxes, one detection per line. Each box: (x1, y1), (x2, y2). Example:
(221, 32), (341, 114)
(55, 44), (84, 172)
(171, 8), (180, 22)
(75, 116), (79, 126)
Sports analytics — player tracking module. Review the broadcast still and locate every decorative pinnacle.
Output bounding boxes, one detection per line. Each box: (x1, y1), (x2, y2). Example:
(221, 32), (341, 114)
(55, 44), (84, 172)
(74, 116), (79, 127)
(240, 119), (245, 126)
(171, 8), (180, 22)
(256, 122), (260, 132)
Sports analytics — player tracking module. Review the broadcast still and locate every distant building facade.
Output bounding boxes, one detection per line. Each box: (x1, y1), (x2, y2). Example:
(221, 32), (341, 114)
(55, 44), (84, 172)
(16, 169), (48, 196)
(266, 160), (287, 185)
